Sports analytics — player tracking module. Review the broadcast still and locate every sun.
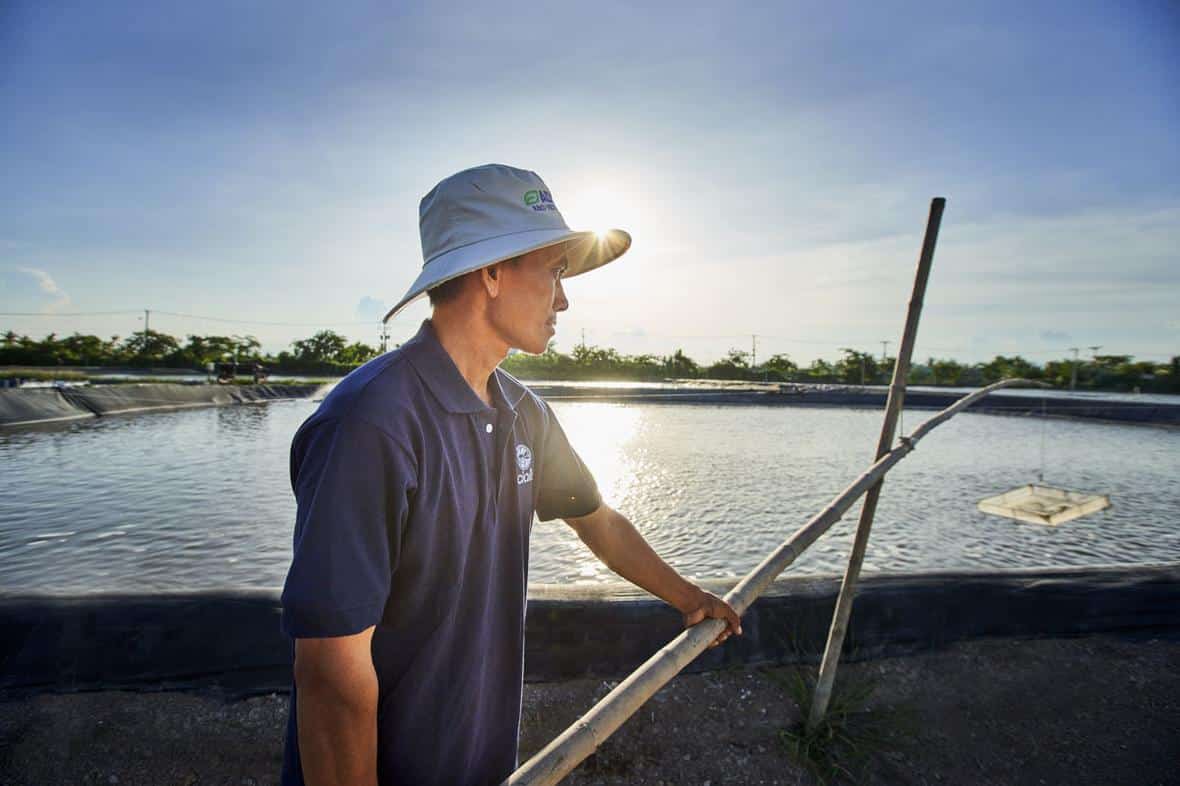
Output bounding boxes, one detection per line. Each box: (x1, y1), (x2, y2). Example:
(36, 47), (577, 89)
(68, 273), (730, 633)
(563, 184), (623, 236)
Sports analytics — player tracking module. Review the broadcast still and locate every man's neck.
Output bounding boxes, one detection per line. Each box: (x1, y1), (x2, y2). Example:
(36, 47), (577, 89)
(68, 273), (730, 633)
(428, 311), (509, 406)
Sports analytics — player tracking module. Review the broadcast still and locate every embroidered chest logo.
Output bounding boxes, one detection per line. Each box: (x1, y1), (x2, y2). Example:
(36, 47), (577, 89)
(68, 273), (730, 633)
(515, 444), (533, 486)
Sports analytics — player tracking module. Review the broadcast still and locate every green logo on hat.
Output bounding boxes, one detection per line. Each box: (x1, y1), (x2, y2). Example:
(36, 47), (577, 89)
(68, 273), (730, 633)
(523, 189), (557, 211)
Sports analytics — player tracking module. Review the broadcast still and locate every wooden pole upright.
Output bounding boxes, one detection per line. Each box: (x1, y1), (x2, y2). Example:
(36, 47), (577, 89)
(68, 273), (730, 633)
(806, 198), (946, 730)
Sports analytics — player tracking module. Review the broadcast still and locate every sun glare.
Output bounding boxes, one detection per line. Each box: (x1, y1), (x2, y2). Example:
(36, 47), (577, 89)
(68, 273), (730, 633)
(551, 402), (643, 505)
(564, 184), (622, 237)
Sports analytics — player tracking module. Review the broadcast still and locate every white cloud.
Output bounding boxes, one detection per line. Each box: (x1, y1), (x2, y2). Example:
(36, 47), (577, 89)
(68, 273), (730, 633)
(354, 296), (387, 322)
(15, 267), (72, 312)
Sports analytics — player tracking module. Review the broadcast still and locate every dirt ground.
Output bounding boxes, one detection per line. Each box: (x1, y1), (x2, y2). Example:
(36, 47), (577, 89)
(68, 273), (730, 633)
(1, 634), (1176, 786)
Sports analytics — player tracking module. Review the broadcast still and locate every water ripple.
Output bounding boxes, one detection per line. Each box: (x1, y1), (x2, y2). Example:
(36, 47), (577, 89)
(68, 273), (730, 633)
(1, 399), (1178, 594)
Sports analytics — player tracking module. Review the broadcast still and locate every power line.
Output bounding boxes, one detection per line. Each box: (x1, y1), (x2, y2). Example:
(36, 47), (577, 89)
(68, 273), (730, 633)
(152, 310), (377, 328)
(0, 310), (140, 316)
(0, 309), (378, 327)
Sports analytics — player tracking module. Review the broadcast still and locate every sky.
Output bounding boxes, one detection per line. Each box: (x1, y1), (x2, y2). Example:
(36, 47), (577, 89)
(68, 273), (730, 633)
(1, 1), (1177, 365)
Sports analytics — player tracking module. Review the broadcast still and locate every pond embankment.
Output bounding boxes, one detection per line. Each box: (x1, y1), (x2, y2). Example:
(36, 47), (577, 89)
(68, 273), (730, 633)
(2, 563), (1176, 697)
(1, 567), (1178, 785)
(528, 382), (1180, 426)
(4, 380), (1178, 427)
(0, 383), (321, 427)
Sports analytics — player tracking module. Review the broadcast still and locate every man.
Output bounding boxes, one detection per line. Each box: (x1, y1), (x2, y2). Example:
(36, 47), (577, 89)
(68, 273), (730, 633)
(279, 164), (741, 786)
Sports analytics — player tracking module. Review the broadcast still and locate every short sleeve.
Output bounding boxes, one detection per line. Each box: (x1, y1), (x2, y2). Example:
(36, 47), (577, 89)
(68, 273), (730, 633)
(280, 415), (415, 638)
(535, 401), (601, 521)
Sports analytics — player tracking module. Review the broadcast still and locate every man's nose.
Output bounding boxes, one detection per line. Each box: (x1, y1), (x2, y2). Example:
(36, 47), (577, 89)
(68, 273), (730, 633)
(554, 279), (569, 312)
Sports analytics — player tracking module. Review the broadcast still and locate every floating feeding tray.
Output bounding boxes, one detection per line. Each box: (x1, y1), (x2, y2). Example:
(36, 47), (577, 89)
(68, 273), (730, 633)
(977, 484), (1111, 526)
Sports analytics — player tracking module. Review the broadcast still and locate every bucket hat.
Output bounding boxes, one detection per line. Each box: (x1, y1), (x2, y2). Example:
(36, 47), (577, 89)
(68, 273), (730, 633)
(382, 164), (631, 322)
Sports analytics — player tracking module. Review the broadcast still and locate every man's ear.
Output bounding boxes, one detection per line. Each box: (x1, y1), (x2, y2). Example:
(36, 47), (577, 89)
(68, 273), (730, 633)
(480, 264), (502, 298)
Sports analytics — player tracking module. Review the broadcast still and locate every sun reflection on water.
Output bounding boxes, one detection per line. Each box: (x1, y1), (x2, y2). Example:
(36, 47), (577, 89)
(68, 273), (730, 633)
(551, 402), (644, 506)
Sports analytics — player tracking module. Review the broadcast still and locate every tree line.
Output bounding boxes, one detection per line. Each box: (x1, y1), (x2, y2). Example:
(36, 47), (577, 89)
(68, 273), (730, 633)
(501, 344), (1179, 393)
(2, 329), (1177, 392)
(0, 328), (376, 375)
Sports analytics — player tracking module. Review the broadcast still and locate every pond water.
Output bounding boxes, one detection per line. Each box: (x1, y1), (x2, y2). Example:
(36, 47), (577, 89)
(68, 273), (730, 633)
(1, 398), (1177, 594)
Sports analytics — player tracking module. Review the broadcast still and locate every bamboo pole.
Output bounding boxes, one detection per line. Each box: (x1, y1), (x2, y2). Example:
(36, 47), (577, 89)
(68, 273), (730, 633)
(807, 197), (944, 729)
(506, 376), (1042, 786)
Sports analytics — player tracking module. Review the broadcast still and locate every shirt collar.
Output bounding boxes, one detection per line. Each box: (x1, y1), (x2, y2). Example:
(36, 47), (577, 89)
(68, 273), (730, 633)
(403, 320), (520, 415)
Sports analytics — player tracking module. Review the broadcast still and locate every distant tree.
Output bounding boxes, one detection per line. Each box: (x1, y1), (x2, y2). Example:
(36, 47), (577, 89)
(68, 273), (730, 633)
(804, 358), (836, 382)
(624, 353), (664, 379)
(1042, 359), (1072, 388)
(761, 353), (797, 381)
(907, 362), (934, 385)
(57, 333), (119, 365)
(232, 335), (262, 360)
(662, 348), (699, 378)
(0, 332), (39, 365)
(121, 329), (180, 365)
(928, 357), (968, 386)
(835, 348), (879, 385)
(1093, 354), (1133, 368)
(571, 344), (622, 369)
(705, 348), (752, 380)
(292, 330), (349, 363)
(337, 341), (379, 365)
(176, 335), (245, 367)
(978, 355), (1041, 384)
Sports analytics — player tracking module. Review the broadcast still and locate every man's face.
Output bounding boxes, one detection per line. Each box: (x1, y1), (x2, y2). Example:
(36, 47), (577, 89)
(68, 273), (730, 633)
(488, 243), (570, 354)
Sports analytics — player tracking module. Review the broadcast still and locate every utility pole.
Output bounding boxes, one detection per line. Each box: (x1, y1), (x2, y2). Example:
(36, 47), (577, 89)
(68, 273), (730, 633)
(380, 324), (390, 354)
(1069, 347), (1080, 390)
(1088, 345), (1102, 359)
(751, 334), (757, 369)
(880, 340), (890, 362)
(143, 309), (151, 335)
(581, 328), (586, 351)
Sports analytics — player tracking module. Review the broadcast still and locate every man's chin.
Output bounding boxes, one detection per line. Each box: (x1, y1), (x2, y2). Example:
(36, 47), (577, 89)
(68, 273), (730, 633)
(514, 333), (550, 355)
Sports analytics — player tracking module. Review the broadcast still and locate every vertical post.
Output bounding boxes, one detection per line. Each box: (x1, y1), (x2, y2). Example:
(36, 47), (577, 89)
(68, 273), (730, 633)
(144, 309), (151, 335)
(807, 198), (946, 730)
(1069, 347), (1080, 390)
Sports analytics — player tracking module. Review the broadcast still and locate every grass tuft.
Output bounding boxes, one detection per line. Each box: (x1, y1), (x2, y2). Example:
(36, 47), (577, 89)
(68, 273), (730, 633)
(765, 666), (914, 785)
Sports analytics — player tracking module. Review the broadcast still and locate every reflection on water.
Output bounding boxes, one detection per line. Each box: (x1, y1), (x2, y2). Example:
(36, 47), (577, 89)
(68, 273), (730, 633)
(1, 398), (1178, 594)
(559, 403), (645, 506)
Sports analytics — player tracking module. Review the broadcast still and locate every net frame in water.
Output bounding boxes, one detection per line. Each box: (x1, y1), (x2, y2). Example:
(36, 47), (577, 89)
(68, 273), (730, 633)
(978, 484), (1112, 526)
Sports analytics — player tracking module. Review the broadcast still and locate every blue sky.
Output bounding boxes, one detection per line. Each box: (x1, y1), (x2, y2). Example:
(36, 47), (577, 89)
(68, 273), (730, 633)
(2, 1), (1177, 364)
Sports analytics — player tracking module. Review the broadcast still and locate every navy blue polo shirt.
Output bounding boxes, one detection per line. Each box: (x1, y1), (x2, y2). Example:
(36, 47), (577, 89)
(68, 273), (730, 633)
(279, 320), (600, 786)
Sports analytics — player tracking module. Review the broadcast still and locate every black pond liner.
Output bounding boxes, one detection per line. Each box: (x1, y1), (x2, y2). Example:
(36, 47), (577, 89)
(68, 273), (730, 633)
(1, 563), (1177, 699)
(0, 384), (322, 427)
(5, 383), (1180, 428)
